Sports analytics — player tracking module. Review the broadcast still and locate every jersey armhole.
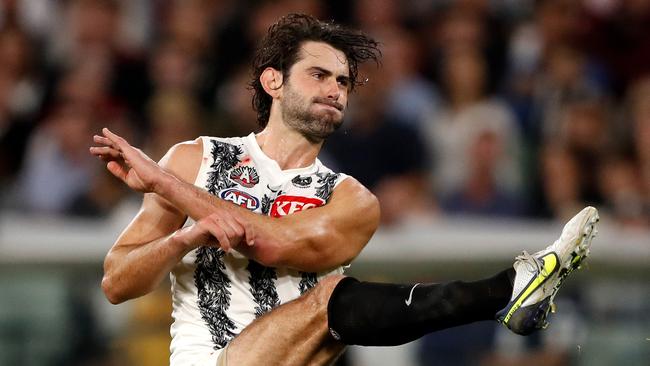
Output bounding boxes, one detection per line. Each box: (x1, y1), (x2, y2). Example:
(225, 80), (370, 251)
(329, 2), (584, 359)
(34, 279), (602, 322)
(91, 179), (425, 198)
(194, 136), (214, 187)
(332, 173), (350, 190)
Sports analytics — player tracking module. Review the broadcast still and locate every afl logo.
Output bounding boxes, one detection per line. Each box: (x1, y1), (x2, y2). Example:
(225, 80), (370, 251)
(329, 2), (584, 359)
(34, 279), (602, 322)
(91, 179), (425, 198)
(230, 166), (259, 188)
(270, 195), (325, 217)
(220, 189), (260, 210)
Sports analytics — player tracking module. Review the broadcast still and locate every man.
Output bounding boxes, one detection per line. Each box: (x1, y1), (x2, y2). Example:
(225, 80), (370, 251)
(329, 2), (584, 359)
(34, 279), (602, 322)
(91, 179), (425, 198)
(90, 14), (599, 366)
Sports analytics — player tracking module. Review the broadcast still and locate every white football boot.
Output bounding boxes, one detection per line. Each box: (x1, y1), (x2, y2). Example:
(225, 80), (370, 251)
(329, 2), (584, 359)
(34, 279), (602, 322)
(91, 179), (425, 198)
(496, 206), (599, 335)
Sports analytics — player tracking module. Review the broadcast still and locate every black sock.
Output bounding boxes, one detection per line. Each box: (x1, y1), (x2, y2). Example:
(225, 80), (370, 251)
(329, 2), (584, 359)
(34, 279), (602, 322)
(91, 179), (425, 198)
(327, 269), (514, 346)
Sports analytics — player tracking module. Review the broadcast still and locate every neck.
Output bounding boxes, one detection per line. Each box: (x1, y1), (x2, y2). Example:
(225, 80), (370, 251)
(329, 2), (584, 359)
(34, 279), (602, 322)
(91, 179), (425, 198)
(256, 115), (323, 170)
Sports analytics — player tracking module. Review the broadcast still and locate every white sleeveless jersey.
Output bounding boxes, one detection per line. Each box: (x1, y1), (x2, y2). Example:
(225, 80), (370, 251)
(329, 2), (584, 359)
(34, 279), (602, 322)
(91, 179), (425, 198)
(169, 133), (348, 365)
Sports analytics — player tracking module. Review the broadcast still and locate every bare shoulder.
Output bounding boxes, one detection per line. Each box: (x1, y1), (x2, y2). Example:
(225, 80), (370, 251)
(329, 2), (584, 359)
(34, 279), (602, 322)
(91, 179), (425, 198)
(333, 177), (375, 199)
(159, 137), (204, 184)
(331, 177), (380, 217)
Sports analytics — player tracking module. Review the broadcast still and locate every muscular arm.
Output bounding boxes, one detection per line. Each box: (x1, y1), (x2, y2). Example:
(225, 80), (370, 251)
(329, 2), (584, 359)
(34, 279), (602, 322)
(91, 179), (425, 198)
(93, 129), (380, 274)
(101, 194), (187, 304)
(100, 143), (199, 304)
(157, 165), (380, 272)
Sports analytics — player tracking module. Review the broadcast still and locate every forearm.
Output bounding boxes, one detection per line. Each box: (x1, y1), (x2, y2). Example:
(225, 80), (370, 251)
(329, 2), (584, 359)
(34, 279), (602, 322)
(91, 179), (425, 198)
(102, 232), (190, 304)
(154, 171), (288, 252)
(156, 170), (242, 221)
(235, 218), (339, 271)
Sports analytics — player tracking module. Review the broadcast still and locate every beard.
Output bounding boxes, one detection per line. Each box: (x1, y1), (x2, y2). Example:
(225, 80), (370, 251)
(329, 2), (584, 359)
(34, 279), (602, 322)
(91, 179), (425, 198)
(280, 82), (345, 143)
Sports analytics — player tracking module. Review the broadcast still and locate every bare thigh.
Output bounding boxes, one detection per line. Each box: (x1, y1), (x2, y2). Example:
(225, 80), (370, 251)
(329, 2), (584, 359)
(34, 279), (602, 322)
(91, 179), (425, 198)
(224, 275), (346, 366)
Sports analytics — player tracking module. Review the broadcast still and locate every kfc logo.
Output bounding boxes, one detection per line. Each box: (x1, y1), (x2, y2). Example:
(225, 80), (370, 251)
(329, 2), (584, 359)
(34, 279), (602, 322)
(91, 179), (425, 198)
(220, 189), (260, 210)
(270, 195), (325, 217)
(229, 166), (259, 188)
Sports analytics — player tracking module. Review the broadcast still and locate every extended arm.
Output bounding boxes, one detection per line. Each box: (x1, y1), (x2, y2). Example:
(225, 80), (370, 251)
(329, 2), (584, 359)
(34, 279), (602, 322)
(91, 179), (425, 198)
(92, 128), (380, 273)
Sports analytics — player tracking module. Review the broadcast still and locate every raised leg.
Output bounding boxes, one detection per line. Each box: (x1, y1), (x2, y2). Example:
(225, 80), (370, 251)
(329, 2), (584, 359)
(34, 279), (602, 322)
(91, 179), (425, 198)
(224, 275), (346, 366)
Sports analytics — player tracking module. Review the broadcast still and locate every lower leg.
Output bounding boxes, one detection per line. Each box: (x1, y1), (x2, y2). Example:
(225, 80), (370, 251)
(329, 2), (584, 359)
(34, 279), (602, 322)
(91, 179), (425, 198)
(225, 269), (514, 363)
(328, 269), (514, 346)
(225, 275), (346, 366)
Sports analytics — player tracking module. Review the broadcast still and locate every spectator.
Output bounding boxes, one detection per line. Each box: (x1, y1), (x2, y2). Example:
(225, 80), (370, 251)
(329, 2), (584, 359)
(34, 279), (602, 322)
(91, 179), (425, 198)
(442, 129), (524, 217)
(628, 77), (650, 207)
(148, 40), (201, 96)
(582, 0), (650, 94)
(144, 90), (204, 162)
(352, 0), (403, 34)
(424, 48), (522, 208)
(507, 41), (607, 216)
(67, 111), (136, 217)
(540, 144), (582, 221)
(44, 0), (149, 120)
(597, 156), (648, 228)
(13, 103), (98, 214)
(0, 27), (42, 189)
(371, 27), (440, 132)
(539, 98), (613, 220)
(213, 65), (260, 137)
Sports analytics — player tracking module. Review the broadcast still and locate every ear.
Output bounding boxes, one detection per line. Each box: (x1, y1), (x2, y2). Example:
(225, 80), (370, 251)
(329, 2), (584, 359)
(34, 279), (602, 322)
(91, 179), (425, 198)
(260, 67), (283, 99)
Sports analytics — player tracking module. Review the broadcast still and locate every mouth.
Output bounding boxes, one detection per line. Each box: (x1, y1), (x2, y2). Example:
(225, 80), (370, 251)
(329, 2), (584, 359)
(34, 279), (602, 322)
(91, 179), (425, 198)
(316, 103), (341, 112)
(313, 99), (344, 112)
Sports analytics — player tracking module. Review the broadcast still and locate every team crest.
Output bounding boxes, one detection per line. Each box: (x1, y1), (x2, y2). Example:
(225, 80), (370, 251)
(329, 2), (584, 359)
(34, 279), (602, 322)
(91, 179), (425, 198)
(229, 166), (259, 188)
(291, 175), (312, 188)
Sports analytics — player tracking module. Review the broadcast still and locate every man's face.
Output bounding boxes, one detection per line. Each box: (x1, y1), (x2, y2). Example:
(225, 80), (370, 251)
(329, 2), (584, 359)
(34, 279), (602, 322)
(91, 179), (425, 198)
(279, 41), (350, 142)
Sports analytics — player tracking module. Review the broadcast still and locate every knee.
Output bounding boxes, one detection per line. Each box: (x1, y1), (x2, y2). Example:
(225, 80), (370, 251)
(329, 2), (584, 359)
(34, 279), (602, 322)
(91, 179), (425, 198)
(303, 275), (346, 311)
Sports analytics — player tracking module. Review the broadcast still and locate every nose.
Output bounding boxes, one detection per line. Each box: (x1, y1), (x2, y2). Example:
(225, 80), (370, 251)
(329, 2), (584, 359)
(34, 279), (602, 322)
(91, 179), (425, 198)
(323, 77), (341, 101)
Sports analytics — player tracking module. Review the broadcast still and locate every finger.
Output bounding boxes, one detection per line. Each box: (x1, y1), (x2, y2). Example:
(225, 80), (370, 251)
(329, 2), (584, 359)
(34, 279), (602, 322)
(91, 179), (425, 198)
(93, 135), (115, 148)
(103, 127), (131, 150)
(181, 222), (212, 246)
(234, 214), (255, 246)
(206, 224), (231, 252)
(106, 161), (129, 182)
(220, 214), (245, 243)
(102, 128), (152, 168)
(92, 146), (121, 157)
(89, 146), (121, 159)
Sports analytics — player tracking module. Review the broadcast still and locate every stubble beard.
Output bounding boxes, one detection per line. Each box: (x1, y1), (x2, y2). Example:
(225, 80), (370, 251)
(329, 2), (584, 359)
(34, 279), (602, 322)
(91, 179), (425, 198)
(280, 83), (344, 143)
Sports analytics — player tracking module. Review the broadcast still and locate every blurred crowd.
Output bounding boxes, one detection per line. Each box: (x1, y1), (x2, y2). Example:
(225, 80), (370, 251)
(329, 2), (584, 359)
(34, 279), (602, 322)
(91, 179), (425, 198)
(1, 2), (648, 366)
(0, 0), (649, 229)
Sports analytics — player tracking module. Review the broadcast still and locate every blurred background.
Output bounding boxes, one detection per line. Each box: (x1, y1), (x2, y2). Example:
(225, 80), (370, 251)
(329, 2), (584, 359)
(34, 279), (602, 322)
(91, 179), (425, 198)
(0, 0), (648, 365)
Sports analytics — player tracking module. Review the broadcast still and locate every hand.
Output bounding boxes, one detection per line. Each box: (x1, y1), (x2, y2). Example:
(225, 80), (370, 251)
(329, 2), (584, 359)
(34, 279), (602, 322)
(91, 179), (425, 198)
(89, 128), (164, 193)
(173, 209), (255, 252)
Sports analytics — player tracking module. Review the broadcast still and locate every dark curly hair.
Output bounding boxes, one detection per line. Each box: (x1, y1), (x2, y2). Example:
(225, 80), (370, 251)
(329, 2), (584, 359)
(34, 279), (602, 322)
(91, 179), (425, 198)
(249, 13), (381, 127)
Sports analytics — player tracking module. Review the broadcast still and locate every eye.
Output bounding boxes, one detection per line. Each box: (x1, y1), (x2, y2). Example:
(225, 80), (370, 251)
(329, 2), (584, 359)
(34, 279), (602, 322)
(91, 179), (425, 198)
(337, 79), (349, 87)
(312, 72), (324, 80)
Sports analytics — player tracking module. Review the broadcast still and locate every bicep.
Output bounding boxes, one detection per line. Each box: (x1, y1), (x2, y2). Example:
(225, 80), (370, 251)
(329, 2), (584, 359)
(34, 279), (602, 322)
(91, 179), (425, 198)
(320, 178), (380, 259)
(277, 178), (380, 269)
(112, 193), (187, 250)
